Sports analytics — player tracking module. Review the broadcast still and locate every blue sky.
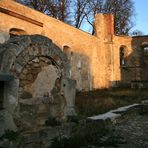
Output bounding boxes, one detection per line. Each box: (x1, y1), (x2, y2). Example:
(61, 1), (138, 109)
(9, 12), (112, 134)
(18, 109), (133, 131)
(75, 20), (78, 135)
(82, 0), (148, 35)
(133, 0), (148, 35)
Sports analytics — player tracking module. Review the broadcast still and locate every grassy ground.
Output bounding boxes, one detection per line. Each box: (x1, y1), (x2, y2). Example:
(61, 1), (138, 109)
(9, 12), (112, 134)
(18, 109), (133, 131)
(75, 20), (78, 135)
(50, 88), (148, 148)
(75, 88), (148, 117)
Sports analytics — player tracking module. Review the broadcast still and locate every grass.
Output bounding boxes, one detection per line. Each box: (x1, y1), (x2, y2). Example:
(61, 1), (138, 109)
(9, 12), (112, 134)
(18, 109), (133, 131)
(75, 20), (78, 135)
(50, 88), (148, 148)
(75, 88), (148, 117)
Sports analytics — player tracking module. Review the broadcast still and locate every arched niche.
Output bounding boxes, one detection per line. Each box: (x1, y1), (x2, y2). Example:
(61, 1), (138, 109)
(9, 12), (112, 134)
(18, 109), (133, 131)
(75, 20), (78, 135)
(63, 45), (73, 59)
(9, 28), (27, 38)
(119, 45), (128, 66)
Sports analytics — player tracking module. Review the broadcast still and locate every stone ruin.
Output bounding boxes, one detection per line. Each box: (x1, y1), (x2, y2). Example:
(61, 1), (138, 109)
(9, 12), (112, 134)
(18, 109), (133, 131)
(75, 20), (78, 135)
(0, 35), (76, 134)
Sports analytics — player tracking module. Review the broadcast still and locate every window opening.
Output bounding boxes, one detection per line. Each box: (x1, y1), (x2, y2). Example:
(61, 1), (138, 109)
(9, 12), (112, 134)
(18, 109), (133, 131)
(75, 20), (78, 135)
(143, 46), (148, 64)
(120, 47), (125, 66)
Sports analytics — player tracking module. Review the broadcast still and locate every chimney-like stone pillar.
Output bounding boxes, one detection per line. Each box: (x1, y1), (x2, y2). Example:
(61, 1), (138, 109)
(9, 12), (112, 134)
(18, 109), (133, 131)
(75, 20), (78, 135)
(94, 14), (114, 42)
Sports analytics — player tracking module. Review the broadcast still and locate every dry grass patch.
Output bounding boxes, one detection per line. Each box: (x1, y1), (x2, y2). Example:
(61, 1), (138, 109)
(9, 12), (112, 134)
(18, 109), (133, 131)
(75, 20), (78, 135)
(76, 88), (148, 117)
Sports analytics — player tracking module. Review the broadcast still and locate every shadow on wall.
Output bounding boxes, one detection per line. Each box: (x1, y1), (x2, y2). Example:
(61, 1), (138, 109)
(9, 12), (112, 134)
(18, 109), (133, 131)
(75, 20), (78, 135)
(63, 45), (92, 91)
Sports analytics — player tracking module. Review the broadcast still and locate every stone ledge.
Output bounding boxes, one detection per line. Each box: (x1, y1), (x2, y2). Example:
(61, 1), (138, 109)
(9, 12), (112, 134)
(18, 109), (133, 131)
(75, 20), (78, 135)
(87, 103), (141, 123)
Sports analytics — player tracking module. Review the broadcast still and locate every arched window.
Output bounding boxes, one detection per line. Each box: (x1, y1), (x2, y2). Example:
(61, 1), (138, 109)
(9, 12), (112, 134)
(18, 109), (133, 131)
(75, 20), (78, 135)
(9, 28), (27, 38)
(143, 46), (148, 64)
(143, 46), (148, 56)
(63, 46), (71, 54)
(63, 45), (73, 60)
(120, 46), (125, 66)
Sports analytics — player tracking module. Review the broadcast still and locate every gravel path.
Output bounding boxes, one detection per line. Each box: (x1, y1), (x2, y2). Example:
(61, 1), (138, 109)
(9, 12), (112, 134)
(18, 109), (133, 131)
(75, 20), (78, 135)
(114, 115), (148, 148)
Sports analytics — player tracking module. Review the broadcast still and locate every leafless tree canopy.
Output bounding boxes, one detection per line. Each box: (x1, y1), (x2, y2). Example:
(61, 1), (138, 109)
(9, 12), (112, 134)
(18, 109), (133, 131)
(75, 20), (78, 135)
(103, 0), (135, 35)
(17, 0), (135, 35)
(17, 0), (71, 23)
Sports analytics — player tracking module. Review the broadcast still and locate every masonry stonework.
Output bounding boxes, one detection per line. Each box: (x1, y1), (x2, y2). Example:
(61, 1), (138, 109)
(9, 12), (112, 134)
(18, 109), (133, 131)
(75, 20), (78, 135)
(0, 0), (148, 89)
(0, 0), (148, 136)
(0, 35), (76, 131)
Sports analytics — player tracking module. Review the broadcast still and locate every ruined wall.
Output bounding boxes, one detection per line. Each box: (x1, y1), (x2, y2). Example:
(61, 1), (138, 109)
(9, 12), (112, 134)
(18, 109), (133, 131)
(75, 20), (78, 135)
(112, 36), (133, 84)
(112, 35), (148, 85)
(0, 0), (148, 90)
(94, 14), (115, 87)
(0, 35), (73, 129)
(0, 0), (100, 90)
(132, 36), (148, 81)
(0, 0), (122, 89)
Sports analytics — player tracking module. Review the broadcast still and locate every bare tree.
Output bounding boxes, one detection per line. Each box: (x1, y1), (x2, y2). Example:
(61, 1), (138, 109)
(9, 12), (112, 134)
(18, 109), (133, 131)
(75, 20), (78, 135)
(104, 0), (135, 35)
(17, 0), (48, 13)
(81, 0), (135, 35)
(18, 0), (135, 35)
(84, 0), (104, 34)
(71, 0), (104, 33)
(131, 29), (144, 36)
(73, 0), (89, 28)
(18, 0), (71, 23)
(46, 0), (71, 23)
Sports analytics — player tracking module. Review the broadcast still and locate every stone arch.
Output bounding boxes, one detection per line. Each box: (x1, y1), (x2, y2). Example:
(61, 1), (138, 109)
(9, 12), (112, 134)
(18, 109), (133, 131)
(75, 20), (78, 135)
(0, 35), (69, 77)
(0, 35), (71, 129)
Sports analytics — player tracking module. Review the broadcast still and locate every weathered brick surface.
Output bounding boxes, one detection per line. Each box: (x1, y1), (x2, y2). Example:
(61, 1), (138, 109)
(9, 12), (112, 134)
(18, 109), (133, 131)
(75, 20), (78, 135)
(0, 0), (148, 89)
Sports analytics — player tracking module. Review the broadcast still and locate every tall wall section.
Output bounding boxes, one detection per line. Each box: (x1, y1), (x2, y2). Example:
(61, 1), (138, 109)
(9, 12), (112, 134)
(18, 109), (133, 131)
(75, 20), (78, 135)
(1, 0), (143, 89)
(94, 14), (115, 87)
(112, 36), (133, 84)
(0, 0), (102, 90)
(112, 35), (148, 85)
